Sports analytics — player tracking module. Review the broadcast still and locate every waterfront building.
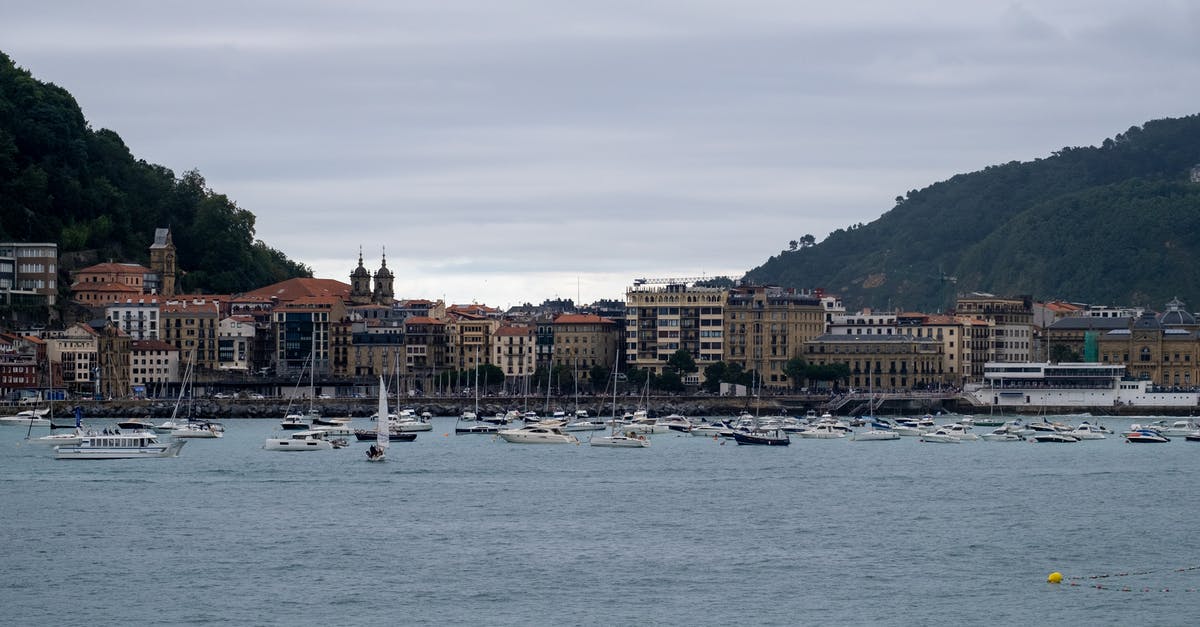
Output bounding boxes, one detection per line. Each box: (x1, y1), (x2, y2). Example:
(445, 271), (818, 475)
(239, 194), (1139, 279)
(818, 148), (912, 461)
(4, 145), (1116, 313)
(0, 333), (41, 399)
(625, 280), (727, 377)
(802, 333), (945, 391)
(272, 295), (344, 377)
(1096, 305), (1200, 387)
(0, 242), (58, 324)
(967, 361), (1200, 408)
(44, 323), (98, 396)
(723, 285), (826, 389)
(896, 313), (978, 387)
(217, 316), (256, 373)
(552, 313), (619, 385)
(955, 292), (1034, 366)
(493, 324), (537, 383)
(340, 316), (405, 379)
(106, 298), (160, 340)
(404, 316), (449, 392)
(395, 299), (446, 320)
(130, 339), (179, 398)
(160, 298), (221, 376)
(445, 313), (498, 372)
(1045, 316), (1130, 362)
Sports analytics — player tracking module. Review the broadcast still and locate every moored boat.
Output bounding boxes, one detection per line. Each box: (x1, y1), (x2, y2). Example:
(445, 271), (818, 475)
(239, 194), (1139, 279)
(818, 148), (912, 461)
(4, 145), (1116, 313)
(55, 431), (185, 459)
(497, 425), (578, 444)
(263, 429), (336, 451)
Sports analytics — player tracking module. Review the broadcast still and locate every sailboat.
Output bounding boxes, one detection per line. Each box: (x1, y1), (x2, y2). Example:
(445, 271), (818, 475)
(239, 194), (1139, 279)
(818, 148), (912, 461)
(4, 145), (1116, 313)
(280, 354), (322, 430)
(732, 372), (790, 445)
(591, 354), (649, 448)
(456, 365), (497, 434)
(366, 376), (388, 461)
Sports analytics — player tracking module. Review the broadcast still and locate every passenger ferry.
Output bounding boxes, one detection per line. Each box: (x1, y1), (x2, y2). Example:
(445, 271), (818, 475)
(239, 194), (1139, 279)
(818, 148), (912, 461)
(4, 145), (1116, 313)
(965, 362), (1200, 408)
(55, 431), (186, 460)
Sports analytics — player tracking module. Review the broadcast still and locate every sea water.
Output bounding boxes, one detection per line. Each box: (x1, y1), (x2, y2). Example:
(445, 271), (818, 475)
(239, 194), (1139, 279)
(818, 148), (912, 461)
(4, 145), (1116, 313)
(1, 417), (1198, 626)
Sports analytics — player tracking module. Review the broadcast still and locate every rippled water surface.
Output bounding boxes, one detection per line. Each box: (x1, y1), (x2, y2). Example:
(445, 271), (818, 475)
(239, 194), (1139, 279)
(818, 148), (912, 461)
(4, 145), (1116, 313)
(2, 416), (1198, 626)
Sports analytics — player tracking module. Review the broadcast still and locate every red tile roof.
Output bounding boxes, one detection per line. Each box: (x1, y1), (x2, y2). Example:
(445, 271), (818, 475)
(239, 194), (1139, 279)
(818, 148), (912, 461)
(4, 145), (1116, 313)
(244, 278), (351, 303)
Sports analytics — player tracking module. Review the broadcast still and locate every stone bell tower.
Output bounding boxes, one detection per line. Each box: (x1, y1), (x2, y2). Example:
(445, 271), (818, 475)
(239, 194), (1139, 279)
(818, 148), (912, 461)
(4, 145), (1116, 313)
(350, 247), (372, 306)
(149, 227), (177, 297)
(373, 249), (394, 306)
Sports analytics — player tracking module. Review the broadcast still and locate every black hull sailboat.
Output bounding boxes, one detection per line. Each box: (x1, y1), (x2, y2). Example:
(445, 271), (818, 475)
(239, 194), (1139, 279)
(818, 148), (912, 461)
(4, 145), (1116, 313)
(354, 430), (416, 442)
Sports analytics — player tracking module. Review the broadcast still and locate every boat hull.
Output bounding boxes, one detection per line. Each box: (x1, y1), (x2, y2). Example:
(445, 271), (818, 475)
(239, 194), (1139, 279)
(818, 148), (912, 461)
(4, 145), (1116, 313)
(590, 435), (650, 448)
(732, 432), (790, 446)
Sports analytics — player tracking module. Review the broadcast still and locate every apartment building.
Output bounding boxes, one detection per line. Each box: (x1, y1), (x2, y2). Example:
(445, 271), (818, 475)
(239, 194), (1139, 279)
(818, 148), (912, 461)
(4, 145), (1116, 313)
(803, 334), (946, 391)
(955, 293), (1034, 365)
(723, 285), (826, 388)
(626, 281), (727, 376)
(106, 298), (160, 340)
(552, 314), (619, 385)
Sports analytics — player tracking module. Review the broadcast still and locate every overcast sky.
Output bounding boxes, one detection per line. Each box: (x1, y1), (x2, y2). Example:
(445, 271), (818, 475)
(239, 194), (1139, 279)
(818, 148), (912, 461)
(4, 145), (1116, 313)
(4, 1), (1200, 308)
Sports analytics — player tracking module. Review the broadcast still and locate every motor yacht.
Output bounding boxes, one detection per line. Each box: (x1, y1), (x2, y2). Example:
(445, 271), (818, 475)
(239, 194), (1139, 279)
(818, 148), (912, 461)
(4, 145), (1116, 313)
(1125, 427), (1170, 443)
(851, 421), (900, 441)
(590, 430), (651, 448)
(497, 425), (579, 444)
(115, 419), (156, 431)
(919, 427), (961, 443)
(625, 416), (670, 434)
(1160, 420), (1199, 437)
(170, 422), (223, 438)
(1028, 432), (1080, 443)
(980, 427), (1023, 442)
(1067, 422), (1109, 440)
(798, 423), (847, 439)
(263, 430), (336, 451)
(0, 407), (51, 427)
(939, 423), (979, 441)
(657, 414), (694, 433)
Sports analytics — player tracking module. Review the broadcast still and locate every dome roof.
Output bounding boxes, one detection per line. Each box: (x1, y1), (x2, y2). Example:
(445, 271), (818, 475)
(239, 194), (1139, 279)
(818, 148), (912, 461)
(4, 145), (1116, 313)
(375, 250), (393, 279)
(1158, 298), (1195, 326)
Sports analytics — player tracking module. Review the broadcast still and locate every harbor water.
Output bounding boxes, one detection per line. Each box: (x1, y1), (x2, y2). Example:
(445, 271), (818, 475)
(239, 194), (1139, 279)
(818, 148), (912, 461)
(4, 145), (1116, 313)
(2, 416), (1198, 626)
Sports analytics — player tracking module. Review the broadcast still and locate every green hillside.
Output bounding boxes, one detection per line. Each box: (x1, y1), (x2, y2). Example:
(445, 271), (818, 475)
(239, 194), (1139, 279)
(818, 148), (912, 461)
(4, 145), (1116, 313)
(0, 51), (310, 297)
(744, 115), (1200, 311)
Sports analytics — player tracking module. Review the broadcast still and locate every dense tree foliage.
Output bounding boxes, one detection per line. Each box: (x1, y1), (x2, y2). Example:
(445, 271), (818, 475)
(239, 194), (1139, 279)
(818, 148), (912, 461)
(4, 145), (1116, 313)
(0, 52), (310, 295)
(745, 114), (1200, 311)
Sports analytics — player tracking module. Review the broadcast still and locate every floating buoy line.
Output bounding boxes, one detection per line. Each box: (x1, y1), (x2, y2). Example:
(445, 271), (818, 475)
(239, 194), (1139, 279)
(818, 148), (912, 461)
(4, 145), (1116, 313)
(1049, 565), (1200, 592)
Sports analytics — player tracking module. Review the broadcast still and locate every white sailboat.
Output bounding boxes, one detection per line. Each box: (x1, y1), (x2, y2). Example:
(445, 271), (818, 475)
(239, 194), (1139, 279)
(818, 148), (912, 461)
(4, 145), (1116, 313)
(591, 354), (649, 448)
(366, 376), (388, 461)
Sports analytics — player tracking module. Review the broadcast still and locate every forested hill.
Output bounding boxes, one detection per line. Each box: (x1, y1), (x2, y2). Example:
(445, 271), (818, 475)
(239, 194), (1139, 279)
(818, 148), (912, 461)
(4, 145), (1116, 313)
(0, 51), (311, 295)
(744, 114), (1200, 312)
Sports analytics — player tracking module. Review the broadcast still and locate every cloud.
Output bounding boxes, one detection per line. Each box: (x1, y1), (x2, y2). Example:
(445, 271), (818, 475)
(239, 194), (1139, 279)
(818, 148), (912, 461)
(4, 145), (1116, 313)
(4, 1), (1200, 307)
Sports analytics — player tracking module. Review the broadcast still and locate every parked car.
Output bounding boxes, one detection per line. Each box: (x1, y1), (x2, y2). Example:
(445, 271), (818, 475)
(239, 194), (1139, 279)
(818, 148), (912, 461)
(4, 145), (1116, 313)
(245, 392), (265, 400)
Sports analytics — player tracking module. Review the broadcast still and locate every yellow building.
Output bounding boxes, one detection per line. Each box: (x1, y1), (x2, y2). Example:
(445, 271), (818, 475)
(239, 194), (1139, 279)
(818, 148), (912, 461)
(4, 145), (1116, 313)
(625, 281), (727, 376)
(552, 314), (619, 384)
(160, 298), (221, 376)
(1097, 310), (1200, 387)
(723, 285), (826, 389)
(803, 334), (946, 391)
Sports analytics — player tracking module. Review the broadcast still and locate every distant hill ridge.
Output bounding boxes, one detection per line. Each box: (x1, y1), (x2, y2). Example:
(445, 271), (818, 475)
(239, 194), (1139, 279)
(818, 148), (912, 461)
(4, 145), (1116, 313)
(0, 50), (310, 301)
(744, 114), (1200, 312)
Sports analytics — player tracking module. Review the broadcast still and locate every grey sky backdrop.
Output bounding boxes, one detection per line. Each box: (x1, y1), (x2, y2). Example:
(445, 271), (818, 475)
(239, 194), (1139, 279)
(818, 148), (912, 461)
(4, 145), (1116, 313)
(4, 1), (1199, 307)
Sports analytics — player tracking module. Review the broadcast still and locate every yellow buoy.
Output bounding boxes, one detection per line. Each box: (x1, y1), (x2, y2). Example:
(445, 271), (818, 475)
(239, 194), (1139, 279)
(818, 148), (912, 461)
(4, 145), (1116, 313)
(1047, 572), (1063, 584)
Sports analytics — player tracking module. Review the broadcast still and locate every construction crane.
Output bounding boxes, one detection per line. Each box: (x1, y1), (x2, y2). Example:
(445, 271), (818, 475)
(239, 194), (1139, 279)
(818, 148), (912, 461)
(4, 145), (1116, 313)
(632, 275), (734, 286)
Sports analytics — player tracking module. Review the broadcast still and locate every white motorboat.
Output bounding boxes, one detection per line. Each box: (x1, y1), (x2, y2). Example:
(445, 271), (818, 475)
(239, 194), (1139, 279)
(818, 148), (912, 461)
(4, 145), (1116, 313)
(1125, 426), (1170, 443)
(625, 416), (670, 434)
(0, 407), (51, 427)
(55, 430), (185, 459)
(1028, 432), (1080, 443)
(939, 423), (978, 441)
(395, 415), (433, 432)
(591, 430), (651, 448)
(171, 422), (223, 438)
(1068, 422), (1109, 440)
(1160, 420), (1199, 437)
(310, 424), (354, 436)
(497, 425), (579, 444)
(798, 423), (847, 439)
(657, 414), (694, 433)
(690, 422), (730, 437)
(115, 419), (156, 431)
(563, 418), (608, 432)
(980, 427), (1023, 442)
(27, 429), (85, 446)
(919, 427), (961, 443)
(852, 421), (900, 441)
(263, 430), (335, 451)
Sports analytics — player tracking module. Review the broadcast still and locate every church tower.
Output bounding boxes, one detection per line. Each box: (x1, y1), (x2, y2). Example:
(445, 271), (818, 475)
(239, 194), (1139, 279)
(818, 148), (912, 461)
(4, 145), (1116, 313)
(148, 227), (177, 297)
(373, 249), (395, 306)
(350, 247), (372, 305)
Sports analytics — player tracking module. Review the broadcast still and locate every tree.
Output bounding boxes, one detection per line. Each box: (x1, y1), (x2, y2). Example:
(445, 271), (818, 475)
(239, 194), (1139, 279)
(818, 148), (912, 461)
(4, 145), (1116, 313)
(783, 357), (807, 390)
(657, 369), (684, 392)
(588, 364), (611, 393)
(800, 234), (816, 248)
(788, 240), (798, 251)
(477, 364), (505, 393)
(1049, 343), (1080, 363)
(666, 349), (697, 377)
(702, 362), (727, 393)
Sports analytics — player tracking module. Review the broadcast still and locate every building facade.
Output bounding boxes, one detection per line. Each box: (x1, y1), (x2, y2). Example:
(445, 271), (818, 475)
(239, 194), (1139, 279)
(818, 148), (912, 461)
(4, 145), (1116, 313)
(625, 281), (727, 376)
(723, 286), (826, 388)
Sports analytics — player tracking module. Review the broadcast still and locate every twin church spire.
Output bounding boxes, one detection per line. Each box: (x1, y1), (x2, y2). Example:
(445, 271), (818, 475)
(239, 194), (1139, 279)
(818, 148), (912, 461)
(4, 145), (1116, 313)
(350, 247), (394, 306)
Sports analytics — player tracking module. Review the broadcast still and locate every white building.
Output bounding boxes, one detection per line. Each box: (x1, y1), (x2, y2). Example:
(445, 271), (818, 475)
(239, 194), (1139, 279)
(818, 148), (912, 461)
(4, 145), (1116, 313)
(106, 298), (160, 340)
